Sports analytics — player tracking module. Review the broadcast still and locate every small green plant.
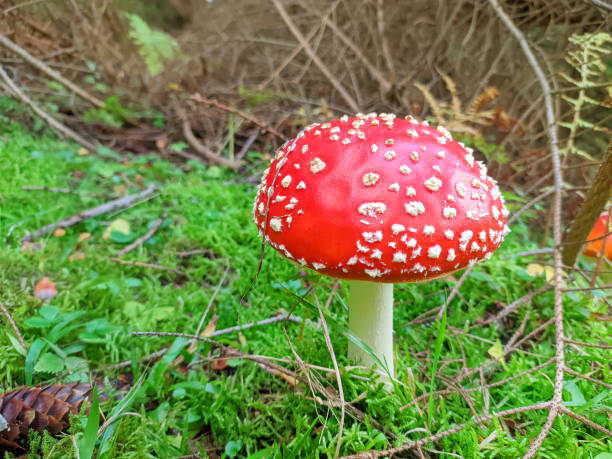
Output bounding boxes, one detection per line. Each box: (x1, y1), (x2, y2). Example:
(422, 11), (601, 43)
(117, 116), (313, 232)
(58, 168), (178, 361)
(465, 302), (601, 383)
(560, 32), (612, 159)
(125, 13), (181, 77)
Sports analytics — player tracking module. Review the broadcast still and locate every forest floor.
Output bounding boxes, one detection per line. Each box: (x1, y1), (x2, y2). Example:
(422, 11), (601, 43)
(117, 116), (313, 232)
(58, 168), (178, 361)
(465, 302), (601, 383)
(1, 102), (611, 458)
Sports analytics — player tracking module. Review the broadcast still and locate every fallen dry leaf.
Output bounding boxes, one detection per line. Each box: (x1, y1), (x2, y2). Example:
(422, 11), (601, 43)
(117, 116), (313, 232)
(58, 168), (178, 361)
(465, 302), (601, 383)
(114, 184), (126, 196)
(212, 359), (228, 371)
(156, 137), (168, 150)
(53, 228), (66, 237)
(34, 277), (57, 300)
(77, 148), (89, 156)
(21, 241), (44, 254)
(188, 315), (219, 353)
(68, 252), (85, 261)
(77, 232), (91, 243)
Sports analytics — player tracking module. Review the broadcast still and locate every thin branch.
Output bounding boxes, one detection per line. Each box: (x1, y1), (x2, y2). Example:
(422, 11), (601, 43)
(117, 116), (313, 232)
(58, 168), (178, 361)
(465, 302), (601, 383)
(558, 405), (612, 437)
(210, 313), (303, 337)
(192, 263), (230, 343)
(3, 0), (45, 15)
(319, 13), (392, 93)
(117, 213), (166, 257)
(487, 2), (564, 458)
(22, 186), (75, 194)
(340, 403), (551, 458)
(190, 94), (287, 141)
(0, 33), (105, 107)
(0, 64), (98, 152)
(110, 258), (185, 277)
(563, 338), (612, 349)
(177, 106), (240, 170)
(315, 293), (345, 459)
(0, 301), (25, 349)
(21, 184), (158, 242)
(436, 264), (475, 319)
(480, 285), (551, 325)
(269, 0), (359, 112)
(563, 366), (612, 390)
(507, 189), (554, 225)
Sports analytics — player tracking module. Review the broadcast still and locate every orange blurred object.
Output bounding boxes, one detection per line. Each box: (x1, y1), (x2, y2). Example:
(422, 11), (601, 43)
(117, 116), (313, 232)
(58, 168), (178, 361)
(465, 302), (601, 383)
(583, 211), (612, 260)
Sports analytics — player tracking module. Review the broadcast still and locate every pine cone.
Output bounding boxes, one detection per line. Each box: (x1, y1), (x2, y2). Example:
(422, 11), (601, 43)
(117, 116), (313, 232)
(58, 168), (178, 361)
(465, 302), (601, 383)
(0, 383), (93, 450)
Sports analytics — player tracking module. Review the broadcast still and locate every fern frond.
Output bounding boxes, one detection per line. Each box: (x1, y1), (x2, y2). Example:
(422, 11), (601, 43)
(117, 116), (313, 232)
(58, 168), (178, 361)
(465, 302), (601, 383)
(125, 13), (180, 77)
(560, 32), (612, 158)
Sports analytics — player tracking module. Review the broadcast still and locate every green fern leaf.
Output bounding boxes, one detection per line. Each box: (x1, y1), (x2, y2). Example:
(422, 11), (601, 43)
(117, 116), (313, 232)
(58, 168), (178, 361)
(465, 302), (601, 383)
(125, 13), (180, 77)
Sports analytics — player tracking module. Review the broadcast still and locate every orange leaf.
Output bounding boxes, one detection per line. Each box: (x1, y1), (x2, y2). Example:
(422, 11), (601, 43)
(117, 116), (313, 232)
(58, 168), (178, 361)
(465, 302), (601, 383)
(69, 252), (85, 261)
(34, 277), (57, 300)
(78, 233), (91, 243)
(53, 228), (66, 237)
(212, 359), (228, 371)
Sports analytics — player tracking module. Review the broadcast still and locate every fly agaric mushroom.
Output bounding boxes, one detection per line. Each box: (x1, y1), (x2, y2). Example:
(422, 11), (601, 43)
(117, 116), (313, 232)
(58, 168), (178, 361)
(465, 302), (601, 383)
(253, 113), (509, 375)
(583, 211), (612, 261)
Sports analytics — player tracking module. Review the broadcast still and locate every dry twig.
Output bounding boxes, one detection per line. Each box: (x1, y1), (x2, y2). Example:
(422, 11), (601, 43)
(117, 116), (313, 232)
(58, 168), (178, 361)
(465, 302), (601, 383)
(488, 2), (566, 457)
(0, 64), (98, 152)
(269, 0), (359, 112)
(176, 106), (240, 170)
(20, 185), (158, 242)
(0, 302), (25, 349)
(190, 94), (287, 141)
(340, 403), (552, 458)
(110, 258), (185, 277)
(315, 293), (345, 459)
(117, 213), (166, 257)
(0, 33), (105, 108)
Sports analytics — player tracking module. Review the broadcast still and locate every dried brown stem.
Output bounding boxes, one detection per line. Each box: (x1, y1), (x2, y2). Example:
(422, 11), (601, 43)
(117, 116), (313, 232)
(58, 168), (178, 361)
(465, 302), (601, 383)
(178, 107), (241, 170)
(190, 94), (287, 141)
(488, 1), (565, 457)
(117, 213), (166, 257)
(340, 403), (551, 458)
(315, 293), (345, 459)
(563, 338), (612, 349)
(110, 258), (185, 277)
(564, 366), (612, 390)
(0, 33), (105, 108)
(558, 406), (612, 437)
(22, 186), (74, 194)
(479, 285), (551, 326)
(0, 302), (25, 349)
(269, 0), (359, 112)
(0, 64), (98, 152)
(21, 184), (158, 242)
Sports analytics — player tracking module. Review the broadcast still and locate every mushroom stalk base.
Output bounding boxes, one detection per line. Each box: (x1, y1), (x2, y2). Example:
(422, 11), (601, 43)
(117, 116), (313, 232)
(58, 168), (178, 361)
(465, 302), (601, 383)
(347, 281), (394, 376)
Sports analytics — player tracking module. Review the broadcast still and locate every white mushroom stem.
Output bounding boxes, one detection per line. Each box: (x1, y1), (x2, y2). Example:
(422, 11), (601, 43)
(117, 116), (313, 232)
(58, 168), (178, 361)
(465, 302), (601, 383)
(347, 280), (394, 376)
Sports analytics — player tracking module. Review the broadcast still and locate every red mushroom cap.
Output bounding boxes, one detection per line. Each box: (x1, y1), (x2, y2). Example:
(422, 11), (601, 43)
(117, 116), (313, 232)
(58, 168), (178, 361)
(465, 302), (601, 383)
(253, 113), (510, 282)
(583, 211), (612, 261)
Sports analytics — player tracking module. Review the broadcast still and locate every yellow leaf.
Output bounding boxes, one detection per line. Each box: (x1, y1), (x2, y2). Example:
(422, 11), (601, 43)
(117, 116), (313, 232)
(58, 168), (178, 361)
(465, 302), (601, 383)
(526, 263), (565, 285)
(102, 219), (131, 241)
(188, 315), (218, 353)
(78, 232), (91, 243)
(487, 339), (508, 370)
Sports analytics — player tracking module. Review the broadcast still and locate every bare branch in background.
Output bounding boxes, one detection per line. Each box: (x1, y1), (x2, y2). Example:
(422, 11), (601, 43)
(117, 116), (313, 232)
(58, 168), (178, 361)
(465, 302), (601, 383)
(487, 1), (565, 457)
(270, 0), (360, 112)
(0, 65), (99, 152)
(0, 33), (105, 108)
